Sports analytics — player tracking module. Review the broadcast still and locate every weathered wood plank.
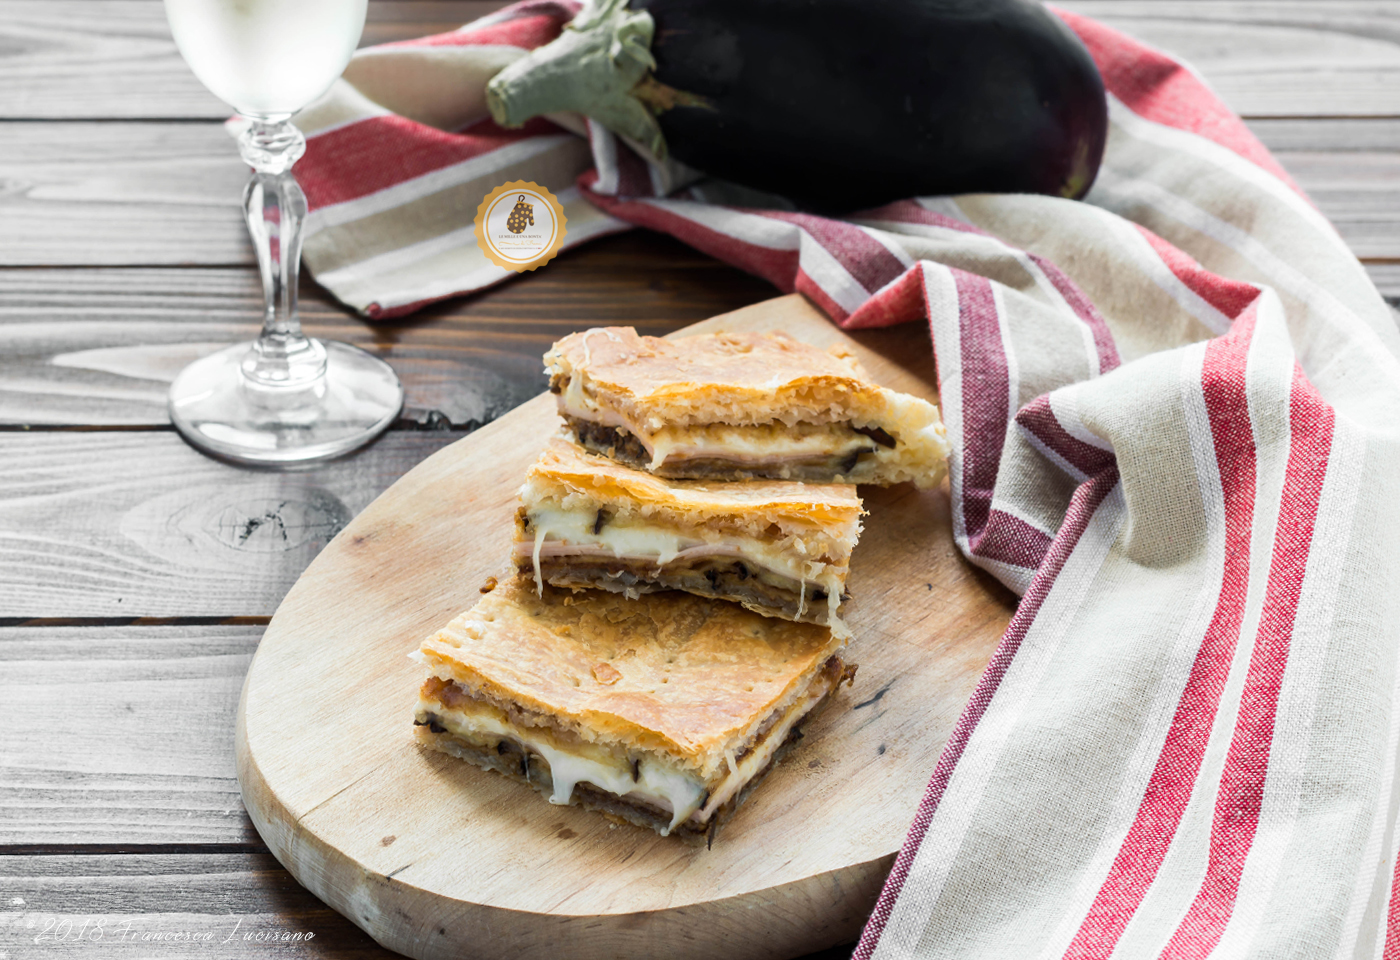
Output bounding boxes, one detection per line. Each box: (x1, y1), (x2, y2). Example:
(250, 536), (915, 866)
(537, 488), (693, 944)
(1364, 262), (1400, 304)
(1265, 151), (1400, 262)
(0, 123), (249, 267)
(1058, 1), (1400, 118)
(5, 121), (1398, 266)
(0, 431), (465, 619)
(0, 625), (262, 848)
(3, 1), (1400, 120)
(0, 1), (507, 121)
(1247, 117), (1400, 152)
(0, 234), (776, 426)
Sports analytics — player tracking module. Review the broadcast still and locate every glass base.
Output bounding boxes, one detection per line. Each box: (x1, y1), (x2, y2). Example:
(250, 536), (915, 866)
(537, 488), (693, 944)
(169, 340), (403, 466)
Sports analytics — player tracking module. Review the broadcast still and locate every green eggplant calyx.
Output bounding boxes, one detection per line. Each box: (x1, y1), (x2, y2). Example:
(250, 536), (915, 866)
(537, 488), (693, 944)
(485, 0), (670, 159)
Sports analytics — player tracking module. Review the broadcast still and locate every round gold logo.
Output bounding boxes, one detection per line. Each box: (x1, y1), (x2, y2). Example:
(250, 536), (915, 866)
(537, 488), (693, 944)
(474, 181), (567, 272)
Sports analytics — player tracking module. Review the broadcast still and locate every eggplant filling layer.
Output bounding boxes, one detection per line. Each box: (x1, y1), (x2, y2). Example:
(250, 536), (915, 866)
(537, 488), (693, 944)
(563, 415), (893, 481)
(414, 656), (851, 841)
(514, 502), (851, 630)
(515, 555), (840, 625)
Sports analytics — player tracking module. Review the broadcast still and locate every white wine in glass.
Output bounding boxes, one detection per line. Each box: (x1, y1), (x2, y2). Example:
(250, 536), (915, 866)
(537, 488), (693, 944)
(163, 0), (404, 465)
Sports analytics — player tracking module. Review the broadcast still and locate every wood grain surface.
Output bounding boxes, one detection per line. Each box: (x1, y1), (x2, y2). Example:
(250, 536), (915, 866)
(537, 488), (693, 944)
(236, 295), (1014, 960)
(0, 432), (466, 619)
(1064, 1), (1400, 118)
(0, 625), (264, 850)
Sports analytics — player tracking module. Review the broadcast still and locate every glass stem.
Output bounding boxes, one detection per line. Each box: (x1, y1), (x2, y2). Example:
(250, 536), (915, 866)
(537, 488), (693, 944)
(237, 117), (326, 388)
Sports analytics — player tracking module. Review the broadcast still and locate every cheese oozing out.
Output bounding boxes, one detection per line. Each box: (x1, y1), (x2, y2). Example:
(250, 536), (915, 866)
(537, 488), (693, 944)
(519, 498), (845, 627)
(417, 693), (706, 834)
(416, 663), (841, 835)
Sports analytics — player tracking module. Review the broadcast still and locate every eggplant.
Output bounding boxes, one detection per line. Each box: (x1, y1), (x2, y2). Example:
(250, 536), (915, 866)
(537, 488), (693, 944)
(485, 0), (1108, 212)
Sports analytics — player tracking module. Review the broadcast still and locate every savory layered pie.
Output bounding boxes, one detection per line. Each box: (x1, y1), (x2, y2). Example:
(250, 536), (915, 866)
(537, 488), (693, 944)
(514, 437), (863, 633)
(545, 327), (949, 487)
(413, 577), (854, 842)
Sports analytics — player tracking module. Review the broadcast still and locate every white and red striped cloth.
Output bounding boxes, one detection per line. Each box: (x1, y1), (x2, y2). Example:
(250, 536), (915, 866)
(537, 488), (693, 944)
(294, 3), (1400, 957)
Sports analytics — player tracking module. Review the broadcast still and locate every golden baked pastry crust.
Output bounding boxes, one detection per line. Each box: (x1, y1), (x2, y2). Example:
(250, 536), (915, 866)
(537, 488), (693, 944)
(544, 327), (951, 489)
(418, 576), (845, 777)
(545, 327), (882, 428)
(528, 436), (863, 527)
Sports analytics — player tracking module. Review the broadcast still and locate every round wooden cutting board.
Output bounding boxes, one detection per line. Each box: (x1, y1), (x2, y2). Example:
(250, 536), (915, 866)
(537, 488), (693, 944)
(235, 294), (1015, 960)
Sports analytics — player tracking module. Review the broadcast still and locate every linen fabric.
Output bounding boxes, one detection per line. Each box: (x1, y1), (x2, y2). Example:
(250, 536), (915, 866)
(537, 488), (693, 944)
(293, 3), (1400, 957)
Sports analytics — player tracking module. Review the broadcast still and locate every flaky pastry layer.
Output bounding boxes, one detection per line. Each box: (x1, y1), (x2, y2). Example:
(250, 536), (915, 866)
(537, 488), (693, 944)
(413, 654), (849, 839)
(416, 576), (848, 782)
(544, 327), (950, 488)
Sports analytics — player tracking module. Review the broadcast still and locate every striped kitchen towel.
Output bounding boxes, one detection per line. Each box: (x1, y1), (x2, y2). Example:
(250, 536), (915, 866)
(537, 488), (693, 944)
(294, 3), (1400, 957)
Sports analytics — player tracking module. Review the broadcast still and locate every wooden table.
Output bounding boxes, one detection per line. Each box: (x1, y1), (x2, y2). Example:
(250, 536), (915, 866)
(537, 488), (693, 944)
(2, 2), (1397, 957)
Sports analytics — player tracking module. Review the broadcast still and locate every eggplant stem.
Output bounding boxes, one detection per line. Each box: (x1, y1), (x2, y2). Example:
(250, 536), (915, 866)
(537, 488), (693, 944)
(485, 0), (669, 159)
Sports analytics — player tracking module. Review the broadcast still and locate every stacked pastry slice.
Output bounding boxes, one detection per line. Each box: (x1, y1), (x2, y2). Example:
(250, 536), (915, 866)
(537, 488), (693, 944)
(546, 326), (950, 487)
(515, 437), (863, 633)
(412, 326), (949, 841)
(414, 578), (854, 841)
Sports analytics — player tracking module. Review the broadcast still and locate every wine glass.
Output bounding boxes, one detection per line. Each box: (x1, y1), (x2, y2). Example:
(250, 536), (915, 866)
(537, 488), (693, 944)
(162, 0), (403, 465)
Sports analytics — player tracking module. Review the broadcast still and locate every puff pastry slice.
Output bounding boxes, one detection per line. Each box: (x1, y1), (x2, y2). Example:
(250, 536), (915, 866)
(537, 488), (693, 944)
(413, 577), (853, 841)
(545, 326), (950, 488)
(514, 438), (862, 634)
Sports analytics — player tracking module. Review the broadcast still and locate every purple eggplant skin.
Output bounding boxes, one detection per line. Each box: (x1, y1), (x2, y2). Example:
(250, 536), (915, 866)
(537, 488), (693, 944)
(635, 0), (1108, 213)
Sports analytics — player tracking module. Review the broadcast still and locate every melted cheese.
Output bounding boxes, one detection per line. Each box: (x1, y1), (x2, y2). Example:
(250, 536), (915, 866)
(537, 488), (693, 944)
(419, 659), (840, 835)
(647, 422), (875, 471)
(420, 696), (707, 834)
(521, 502), (848, 635)
(697, 668), (837, 818)
(556, 381), (885, 472)
(560, 368), (609, 422)
(531, 505), (699, 561)
(525, 504), (701, 594)
(524, 505), (801, 584)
